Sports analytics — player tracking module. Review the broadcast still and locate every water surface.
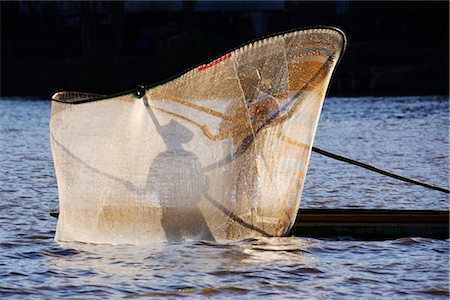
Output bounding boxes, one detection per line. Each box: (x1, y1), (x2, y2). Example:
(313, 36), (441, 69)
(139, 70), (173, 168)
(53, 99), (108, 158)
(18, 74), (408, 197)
(0, 96), (448, 298)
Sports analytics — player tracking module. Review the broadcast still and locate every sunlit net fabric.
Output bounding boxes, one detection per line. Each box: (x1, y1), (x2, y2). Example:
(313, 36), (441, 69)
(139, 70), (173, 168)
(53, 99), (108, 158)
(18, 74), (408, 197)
(50, 28), (346, 244)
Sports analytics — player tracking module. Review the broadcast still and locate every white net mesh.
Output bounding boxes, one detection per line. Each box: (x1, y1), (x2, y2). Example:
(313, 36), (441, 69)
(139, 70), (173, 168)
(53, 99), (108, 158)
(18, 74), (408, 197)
(50, 28), (346, 244)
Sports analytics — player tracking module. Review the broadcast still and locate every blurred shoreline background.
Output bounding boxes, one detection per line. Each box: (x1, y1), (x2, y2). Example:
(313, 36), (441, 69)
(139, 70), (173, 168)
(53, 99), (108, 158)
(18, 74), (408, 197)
(1, 0), (448, 98)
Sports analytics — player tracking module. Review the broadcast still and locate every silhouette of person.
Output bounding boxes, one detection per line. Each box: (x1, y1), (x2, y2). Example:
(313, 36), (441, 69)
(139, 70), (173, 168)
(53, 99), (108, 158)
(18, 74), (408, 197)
(145, 106), (214, 242)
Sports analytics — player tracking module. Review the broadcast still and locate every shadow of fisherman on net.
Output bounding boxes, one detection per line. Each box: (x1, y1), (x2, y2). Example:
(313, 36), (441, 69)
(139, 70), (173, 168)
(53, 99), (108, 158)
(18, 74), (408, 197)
(144, 99), (215, 242)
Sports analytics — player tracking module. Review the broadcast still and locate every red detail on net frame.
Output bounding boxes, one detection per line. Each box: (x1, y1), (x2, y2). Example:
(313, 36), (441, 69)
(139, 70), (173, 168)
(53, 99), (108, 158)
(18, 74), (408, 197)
(197, 53), (233, 71)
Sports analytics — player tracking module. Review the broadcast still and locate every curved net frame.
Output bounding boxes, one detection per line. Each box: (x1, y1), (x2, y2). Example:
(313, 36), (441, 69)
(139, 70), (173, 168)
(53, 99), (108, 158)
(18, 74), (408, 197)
(50, 27), (346, 244)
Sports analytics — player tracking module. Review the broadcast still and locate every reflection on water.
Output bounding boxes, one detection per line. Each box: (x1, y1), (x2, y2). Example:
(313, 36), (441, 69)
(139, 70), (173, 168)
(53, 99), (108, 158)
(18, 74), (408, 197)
(1, 236), (448, 298)
(0, 97), (448, 298)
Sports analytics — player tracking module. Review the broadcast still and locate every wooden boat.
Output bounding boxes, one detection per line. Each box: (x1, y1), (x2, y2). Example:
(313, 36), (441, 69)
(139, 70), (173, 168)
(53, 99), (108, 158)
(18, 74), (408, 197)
(50, 27), (346, 244)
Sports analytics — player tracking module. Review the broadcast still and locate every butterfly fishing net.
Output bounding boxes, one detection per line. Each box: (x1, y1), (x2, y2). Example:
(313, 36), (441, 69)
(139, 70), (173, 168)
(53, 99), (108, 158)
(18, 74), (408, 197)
(50, 28), (346, 244)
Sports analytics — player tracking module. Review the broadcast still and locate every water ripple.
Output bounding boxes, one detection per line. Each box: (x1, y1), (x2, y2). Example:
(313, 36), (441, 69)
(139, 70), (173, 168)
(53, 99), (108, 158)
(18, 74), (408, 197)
(0, 97), (448, 299)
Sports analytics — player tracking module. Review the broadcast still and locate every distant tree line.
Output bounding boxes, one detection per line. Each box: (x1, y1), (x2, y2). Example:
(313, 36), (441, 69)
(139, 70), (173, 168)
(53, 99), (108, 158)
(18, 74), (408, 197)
(1, 1), (448, 97)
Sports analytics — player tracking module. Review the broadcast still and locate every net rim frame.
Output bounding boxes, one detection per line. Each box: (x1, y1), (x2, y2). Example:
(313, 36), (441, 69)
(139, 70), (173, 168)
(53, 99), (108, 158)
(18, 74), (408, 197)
(51, 26), (348, 105)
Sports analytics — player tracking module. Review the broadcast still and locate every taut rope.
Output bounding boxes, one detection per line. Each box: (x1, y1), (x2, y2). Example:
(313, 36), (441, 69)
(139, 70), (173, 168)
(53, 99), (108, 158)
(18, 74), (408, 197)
(312, 147), (449, 194)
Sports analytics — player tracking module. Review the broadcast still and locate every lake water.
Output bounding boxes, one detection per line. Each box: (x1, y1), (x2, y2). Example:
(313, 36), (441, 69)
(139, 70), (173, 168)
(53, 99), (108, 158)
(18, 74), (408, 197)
(0, 96), (448, 298)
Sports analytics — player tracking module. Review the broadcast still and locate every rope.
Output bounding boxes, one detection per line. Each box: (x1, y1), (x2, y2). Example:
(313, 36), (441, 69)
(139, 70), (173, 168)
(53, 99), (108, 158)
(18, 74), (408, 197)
(312, 147), (449, 194)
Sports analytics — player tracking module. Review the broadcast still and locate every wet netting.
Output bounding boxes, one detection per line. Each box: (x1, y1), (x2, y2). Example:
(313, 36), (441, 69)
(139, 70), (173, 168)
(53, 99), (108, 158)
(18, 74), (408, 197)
(50, 28), (346, 244)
